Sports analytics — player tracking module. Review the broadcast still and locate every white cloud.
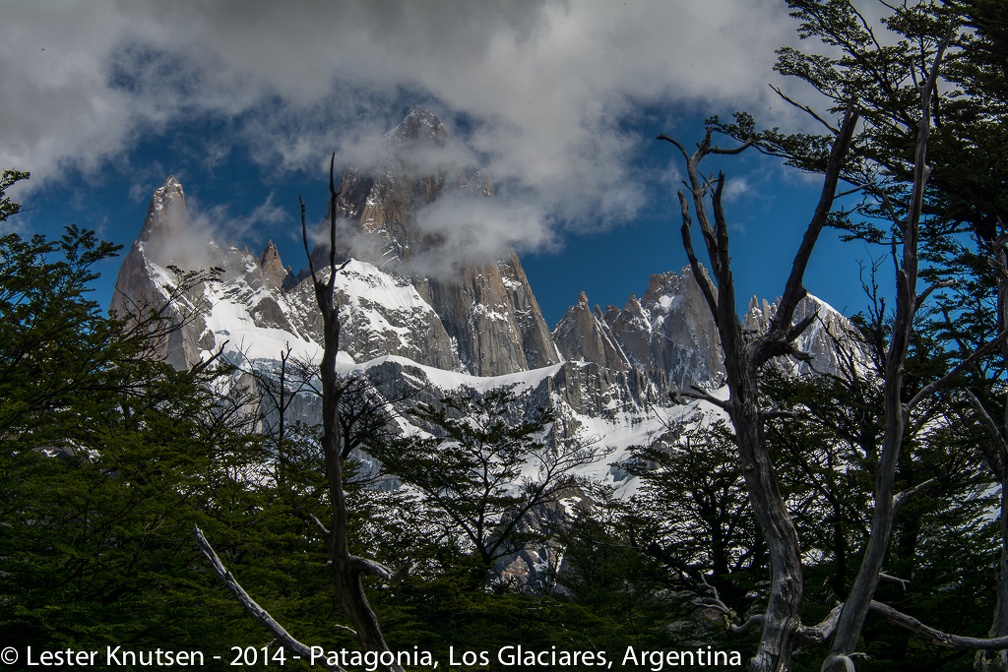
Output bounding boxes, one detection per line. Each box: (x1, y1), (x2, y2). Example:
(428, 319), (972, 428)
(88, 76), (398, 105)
(410, 187), (559, 277)
(722, 177), (753, 203)
(248, 192), (290, 228)
(1, 0), (808, 252)
(183, 191), (294, 255)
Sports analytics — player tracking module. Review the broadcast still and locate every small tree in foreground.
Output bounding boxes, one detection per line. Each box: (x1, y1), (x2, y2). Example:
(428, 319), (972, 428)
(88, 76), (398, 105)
(0, 171), (267, 654)
(375, 386), (608, 589)
(622, 413), (761, 615)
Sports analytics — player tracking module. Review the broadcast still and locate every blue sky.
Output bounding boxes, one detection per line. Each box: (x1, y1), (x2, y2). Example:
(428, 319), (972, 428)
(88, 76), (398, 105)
(1, 1), (885, 327)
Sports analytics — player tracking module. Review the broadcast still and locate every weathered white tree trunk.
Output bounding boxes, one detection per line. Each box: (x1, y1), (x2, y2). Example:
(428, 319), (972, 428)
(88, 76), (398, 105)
(821, 30), (951, 672)
(972, 239), (1008, 672)
(663, 106), (858, 672)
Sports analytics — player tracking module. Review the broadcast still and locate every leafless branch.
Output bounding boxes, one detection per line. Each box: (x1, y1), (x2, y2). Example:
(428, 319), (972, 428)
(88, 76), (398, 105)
(869, 600), (1008, 650)
(310, 514), (330, 538)
(677, 193), (720, 324)
(893, 478), (937, 516)
(194, 525), (346, 672)
(350, 556), (395, 583)
(822, 654), (857, 672)
(300, 195), (317, 282)
(710, 138), (755, 156)
(671, 386), (729, 411)
(770, 84), (840, 134)
(785, 309), (820, 346)
(762, 104), (859, 361)
(797, 604), (845, 644)
(656, 134), (692, 163)
(692, 575), (765, 635)
(905, 25), (956, 243)
(878, 572), (910, 591)
(845, 0), (885, 54)
(915, 279), (956, 313)
(964, 390), (1008, 462)
(834, 184), (867, 200)
(731, 614), (767, 636)
(761, 409), (803, 421)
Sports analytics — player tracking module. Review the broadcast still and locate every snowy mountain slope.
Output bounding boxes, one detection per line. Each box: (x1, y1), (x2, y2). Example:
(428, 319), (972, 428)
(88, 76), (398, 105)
(110, 108), (865, 501)
(743, 292), (871, 378)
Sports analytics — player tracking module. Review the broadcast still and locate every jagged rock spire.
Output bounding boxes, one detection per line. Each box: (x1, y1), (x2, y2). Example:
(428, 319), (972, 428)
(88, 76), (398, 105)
(139, 175), (189, 244)
(554, 290), (628, 373)
(388, 106), (448, 147)
(556, 267), (726, 391)
(259, 239), (288, 289)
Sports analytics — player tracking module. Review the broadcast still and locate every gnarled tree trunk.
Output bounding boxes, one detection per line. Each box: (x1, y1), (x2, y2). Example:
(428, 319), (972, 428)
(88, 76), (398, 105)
(661, 106), (858, 671)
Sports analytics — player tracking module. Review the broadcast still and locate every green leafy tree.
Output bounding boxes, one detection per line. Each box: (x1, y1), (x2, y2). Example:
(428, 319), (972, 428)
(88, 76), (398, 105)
(622, 414), (762, 615)
(557, 507), (708, 656)
(906, 5), (1008, 666)
(0, 169), (28, 223)
(374, 386), (605, 587)
(0, 177), (266, 655)
(768, 3), (1008, 670)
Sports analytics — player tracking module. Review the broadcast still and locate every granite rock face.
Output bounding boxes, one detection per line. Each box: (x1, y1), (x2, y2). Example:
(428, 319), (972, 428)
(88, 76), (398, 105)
(327, 107), (561, 377)
(743, 293), (865, 378)
(109, 112), (730, 428)
(553, 292), (629, 374)
(553, 266), (725, 401)
(112, 174), (464, 372)
(110, 176), (213, 370)
(111, 108), (862, 462)
(259, 240), (289, 290)
(612, 267), (725, 389)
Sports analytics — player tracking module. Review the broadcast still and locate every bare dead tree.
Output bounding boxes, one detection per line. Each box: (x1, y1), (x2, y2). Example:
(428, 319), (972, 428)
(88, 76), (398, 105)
(238, 342), (316, 487)
(194, 526), (345, 672)
(299, 155), (401, 668)
(820, 25), (964, 672)
(664, 12), (1008, 671)
(659, 105), (858, 672)
(965, 228), (1008, 672)
(196, 155), (402, 672)
(337, 375), (407, 462)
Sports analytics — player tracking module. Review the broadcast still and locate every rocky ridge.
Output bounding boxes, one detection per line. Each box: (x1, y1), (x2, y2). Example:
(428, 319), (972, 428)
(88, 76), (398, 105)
(111, 107), (858, 469)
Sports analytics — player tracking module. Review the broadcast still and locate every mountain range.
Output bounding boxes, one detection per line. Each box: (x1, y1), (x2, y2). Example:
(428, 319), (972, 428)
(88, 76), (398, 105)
(110, 107), (852, 486)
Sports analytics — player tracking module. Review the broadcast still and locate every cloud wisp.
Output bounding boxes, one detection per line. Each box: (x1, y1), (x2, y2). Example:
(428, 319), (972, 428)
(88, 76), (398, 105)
(1, 0), (802, 257)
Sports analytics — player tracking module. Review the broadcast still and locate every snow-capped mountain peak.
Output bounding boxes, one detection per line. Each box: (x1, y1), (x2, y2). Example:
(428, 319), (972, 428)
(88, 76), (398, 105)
(110, 110), (865, 499)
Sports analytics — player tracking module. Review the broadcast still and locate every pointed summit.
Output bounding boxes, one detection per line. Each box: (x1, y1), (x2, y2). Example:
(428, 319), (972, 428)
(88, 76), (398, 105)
(553, 290), (628, 373)
(260, 239), (281, 264)
(139, 175), (189, 244)
(259, 239), (288, 289)
(388, 106), (448, 147)
(600, 266), (724, 389)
